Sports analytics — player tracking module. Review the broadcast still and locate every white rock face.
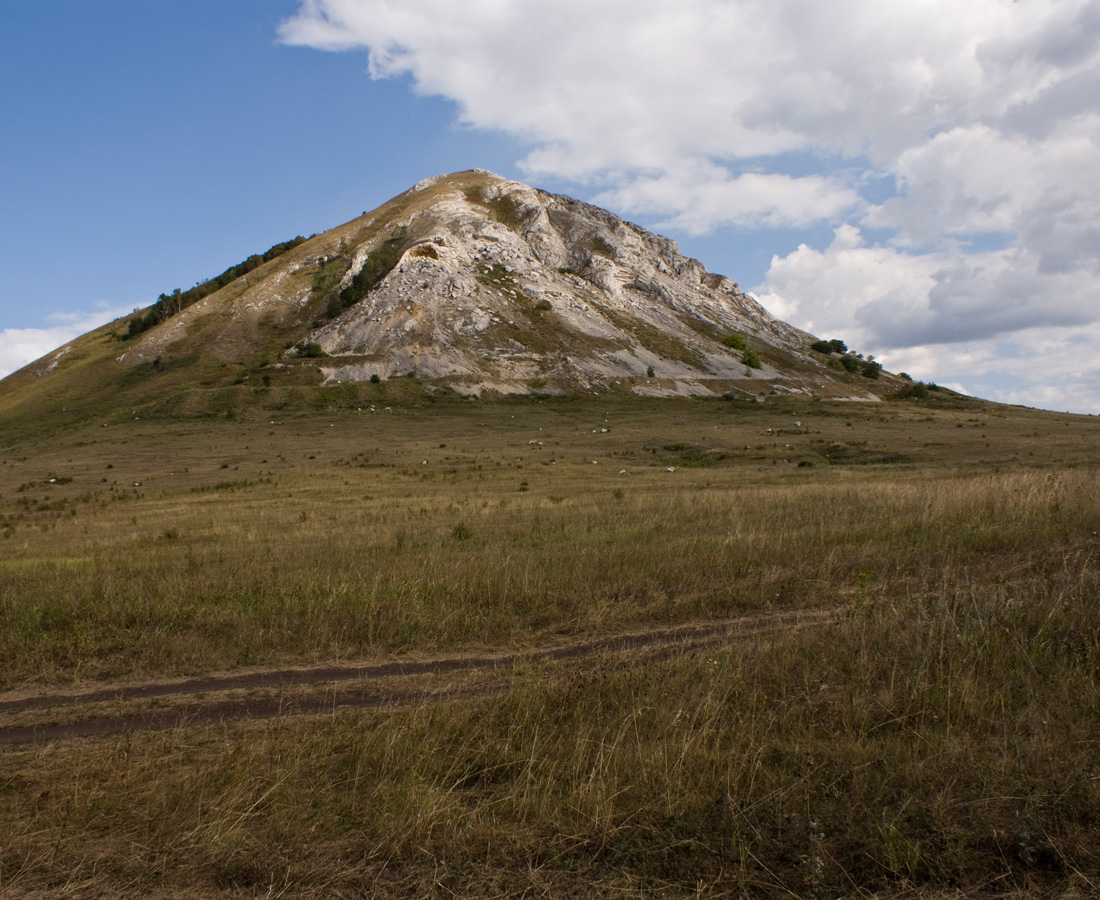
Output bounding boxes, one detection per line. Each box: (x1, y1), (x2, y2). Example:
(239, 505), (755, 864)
(309, 172), (815, 396)
(107, 170), (879, 400)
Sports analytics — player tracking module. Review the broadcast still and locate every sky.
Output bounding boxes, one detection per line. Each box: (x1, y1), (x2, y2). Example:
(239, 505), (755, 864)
(3, 0), (1099, 414)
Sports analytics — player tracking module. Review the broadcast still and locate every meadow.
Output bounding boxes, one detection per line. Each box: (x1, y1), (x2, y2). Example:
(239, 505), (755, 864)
(1, 392), (1098, 898)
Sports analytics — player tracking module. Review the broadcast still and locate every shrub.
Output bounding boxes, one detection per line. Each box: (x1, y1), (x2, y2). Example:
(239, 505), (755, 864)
(294, 342), (326, 359)
(840, 354), (861, 373)
(742, 348), (762, 369)
(647, 366), (655, 378)
(829, 338), (848, 353)
(810, 339), (833, 354)
(370, 373), (381, 384)
(861, 358), (883, 379)
(722, 333), (747, 350)
(899, 381), (932, 399)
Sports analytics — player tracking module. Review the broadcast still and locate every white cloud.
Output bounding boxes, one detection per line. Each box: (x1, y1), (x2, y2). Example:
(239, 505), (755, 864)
(280, 0), (1100, 411)
(752, 227), (1100, 413)
(882, 325), (1100, 415)
(595, 162), (862, 234)
(0, 305), (132, 380)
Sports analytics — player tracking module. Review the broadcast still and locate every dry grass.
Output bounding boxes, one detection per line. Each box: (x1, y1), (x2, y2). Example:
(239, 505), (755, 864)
(1, 396), (1098, 897)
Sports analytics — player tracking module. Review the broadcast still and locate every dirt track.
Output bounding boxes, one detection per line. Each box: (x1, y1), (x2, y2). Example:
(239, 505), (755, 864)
(0, 608), (831, 745)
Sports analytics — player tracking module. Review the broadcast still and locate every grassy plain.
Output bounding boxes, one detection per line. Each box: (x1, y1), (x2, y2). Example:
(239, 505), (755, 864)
(1, 392), (1098, 898)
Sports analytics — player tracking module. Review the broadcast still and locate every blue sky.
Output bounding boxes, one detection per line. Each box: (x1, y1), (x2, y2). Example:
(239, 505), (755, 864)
(0, 1), (523, 328)
(3, 0), (1100, 414)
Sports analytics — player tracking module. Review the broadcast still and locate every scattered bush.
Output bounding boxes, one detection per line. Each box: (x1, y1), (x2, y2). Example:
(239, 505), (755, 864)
(124, 236), (306, 339)
(333, 226), (409, 315)
(898, 381), (932, 399)
(294, 342), (326, 359)
(742, 348), (762, 369)
(810, 339), (834, 354)
(721, 333), (747, 350)
(370, 373), (381, 384)
(861, 358), (883, 379)
(840, 354), (861, 373)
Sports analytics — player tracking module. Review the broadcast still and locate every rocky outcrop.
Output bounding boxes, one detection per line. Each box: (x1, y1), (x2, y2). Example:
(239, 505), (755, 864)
(304, 171), (821, 396)
(102, 170), (884, 400)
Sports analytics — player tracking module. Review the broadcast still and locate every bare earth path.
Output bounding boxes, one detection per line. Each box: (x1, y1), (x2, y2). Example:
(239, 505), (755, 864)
(0, 608), (831, 744)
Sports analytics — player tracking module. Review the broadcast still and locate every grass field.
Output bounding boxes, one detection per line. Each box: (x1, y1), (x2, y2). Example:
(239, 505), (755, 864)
(1, 393), (1098, 898)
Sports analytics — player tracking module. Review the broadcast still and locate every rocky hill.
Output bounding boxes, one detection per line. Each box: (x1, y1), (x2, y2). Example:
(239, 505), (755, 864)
(2, 170), (897, 419)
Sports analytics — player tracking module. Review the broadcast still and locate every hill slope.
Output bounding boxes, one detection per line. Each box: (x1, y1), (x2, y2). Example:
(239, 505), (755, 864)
(1, 170), (896, 422)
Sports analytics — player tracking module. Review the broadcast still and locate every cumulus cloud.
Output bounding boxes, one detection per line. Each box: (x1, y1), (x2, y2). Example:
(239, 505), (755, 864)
(595, 162), (862, 235)
(751, 225), (1100, 411)
(280, 0), (1100, 410)
(0, 305), (132, 380)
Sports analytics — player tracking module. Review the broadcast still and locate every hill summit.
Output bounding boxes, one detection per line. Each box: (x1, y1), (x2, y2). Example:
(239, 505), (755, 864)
(4, 170), (897, 419)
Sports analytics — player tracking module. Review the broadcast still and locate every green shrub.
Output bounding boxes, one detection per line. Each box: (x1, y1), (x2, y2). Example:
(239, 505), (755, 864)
(840, 354), (861, 373)
(370, 373), (381, 384)
(810, 339), (833, 354)
(742, 348), (762, 369)
(829, 338), (848, 353)
(721, 333), (747, 350)
(294, 342), (326, 359)
(899, 381), (931, 399)
(861, 358), (883, 379)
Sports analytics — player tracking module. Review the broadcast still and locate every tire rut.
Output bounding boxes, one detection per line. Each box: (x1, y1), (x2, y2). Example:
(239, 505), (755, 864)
(0, 608), (830, 745)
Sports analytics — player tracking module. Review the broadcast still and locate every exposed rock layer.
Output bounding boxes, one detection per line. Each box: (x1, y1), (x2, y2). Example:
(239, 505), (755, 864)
(30, 170), (889, 402)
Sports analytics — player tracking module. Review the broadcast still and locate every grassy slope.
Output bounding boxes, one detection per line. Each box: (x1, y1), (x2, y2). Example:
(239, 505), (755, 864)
(1, 393), (1099, 898)
(0, 171), (503, 431)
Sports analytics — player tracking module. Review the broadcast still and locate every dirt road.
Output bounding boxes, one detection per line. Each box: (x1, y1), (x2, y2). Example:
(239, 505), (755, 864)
(0, 608), (831, 744)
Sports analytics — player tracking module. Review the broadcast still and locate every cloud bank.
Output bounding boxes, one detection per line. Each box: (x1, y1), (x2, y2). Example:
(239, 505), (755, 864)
(279, 0), (1100, 410)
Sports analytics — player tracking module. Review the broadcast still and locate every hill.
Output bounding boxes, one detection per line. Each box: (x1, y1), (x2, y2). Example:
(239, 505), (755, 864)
(1, 170), (900, 427)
